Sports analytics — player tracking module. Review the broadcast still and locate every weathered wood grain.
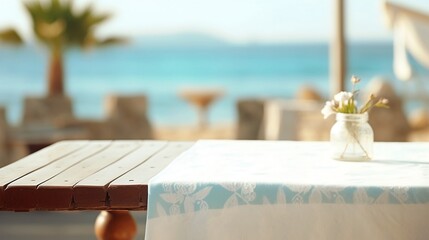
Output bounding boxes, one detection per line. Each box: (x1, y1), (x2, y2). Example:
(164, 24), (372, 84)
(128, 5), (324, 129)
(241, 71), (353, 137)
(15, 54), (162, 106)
(0, 140), (193, 211)
(0, 141), (89, 209)
(36, 141), (141, 210)
(73, 141), (167, 209)
(108, 142), (193, 209)
(4, 141), (111, 210)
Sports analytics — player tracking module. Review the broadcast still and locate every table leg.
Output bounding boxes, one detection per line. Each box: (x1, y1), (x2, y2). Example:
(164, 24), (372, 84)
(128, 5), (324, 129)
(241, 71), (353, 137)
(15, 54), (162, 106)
(95, 210), (137, 240)
(197, 106), (208, 130)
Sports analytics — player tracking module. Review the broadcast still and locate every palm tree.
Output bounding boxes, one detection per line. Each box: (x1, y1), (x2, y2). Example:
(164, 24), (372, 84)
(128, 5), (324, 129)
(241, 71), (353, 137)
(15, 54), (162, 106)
(0, 0), (124, 96)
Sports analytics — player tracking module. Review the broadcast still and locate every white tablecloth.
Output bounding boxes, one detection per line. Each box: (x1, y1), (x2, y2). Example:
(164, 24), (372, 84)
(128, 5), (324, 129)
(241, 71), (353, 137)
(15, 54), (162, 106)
(146, 141), (429, 240)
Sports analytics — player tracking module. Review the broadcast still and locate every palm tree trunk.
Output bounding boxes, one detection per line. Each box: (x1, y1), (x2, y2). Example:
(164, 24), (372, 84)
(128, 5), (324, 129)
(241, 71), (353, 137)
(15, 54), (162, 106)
(48, 49), (64, 96)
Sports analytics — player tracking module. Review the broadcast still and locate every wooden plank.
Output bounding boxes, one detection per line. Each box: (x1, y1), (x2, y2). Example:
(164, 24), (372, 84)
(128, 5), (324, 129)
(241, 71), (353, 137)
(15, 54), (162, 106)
(3, 141), (112, 211)
(108, 142), (193, 209)
(36, 141), (142, 210)
(0, 140), (88, 209)
(73, 141), (168, 209)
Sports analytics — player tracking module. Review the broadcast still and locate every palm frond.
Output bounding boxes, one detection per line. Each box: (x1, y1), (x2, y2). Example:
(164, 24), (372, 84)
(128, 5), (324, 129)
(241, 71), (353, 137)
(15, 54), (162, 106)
(0, 28), (24, 44)
(97, 37), (128, 46)
(23, 0), (124, 49)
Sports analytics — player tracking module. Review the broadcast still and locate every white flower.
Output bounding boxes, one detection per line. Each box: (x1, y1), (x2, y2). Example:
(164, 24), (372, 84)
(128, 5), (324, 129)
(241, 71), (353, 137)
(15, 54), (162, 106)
(321, 75), (389, 117)
(334, 91), (353, 107)
(321, 100), (336, 119)
(351, 75), (361, 84)
(334, 91), (353, 103)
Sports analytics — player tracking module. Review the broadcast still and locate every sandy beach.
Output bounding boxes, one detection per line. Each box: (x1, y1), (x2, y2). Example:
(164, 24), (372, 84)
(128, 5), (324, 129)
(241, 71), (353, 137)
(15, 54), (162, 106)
(154, 113), (429, 142)
(154, 123), (236, 140)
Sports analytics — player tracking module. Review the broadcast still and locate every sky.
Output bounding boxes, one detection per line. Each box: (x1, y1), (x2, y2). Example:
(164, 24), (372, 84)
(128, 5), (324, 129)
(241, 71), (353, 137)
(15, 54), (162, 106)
(0, 0), (428, 44)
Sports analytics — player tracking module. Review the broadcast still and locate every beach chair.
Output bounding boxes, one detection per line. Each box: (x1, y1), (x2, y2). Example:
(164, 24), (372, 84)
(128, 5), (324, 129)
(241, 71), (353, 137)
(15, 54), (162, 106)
(104, 94), (153, 139)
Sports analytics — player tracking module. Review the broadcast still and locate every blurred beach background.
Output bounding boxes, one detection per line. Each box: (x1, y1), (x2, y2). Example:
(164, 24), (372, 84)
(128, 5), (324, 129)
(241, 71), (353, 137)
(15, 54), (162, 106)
(1, 41), (427, 125)
(3, 39), (335, 125)
(1, 0), (429, 239)
(1, 0), (428, 129)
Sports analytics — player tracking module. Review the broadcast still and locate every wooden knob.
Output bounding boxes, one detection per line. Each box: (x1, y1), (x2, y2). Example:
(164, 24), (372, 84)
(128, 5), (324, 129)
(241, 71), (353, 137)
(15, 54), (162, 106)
(95, 210), (137, 240)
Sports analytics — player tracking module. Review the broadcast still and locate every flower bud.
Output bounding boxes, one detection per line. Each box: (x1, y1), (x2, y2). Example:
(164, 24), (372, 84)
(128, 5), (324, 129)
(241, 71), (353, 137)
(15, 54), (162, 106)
(351, 75), (361, 84)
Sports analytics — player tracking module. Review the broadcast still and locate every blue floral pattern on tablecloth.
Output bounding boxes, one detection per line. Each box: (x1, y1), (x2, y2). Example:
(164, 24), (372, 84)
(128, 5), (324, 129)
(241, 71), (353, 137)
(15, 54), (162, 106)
(148, 141), (429, 219)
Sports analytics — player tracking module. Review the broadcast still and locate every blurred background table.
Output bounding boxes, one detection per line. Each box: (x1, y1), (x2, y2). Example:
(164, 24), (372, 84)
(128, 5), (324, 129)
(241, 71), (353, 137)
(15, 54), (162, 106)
(178, 87), (224, 129)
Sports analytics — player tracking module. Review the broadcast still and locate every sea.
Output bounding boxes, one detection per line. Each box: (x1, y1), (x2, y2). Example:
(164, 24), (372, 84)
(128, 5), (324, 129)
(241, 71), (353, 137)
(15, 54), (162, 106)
(0, 40), (428, 126)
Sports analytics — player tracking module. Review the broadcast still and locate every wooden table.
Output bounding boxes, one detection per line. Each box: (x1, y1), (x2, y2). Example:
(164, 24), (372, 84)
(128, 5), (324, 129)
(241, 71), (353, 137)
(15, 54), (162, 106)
(0, 140), (193, 239)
